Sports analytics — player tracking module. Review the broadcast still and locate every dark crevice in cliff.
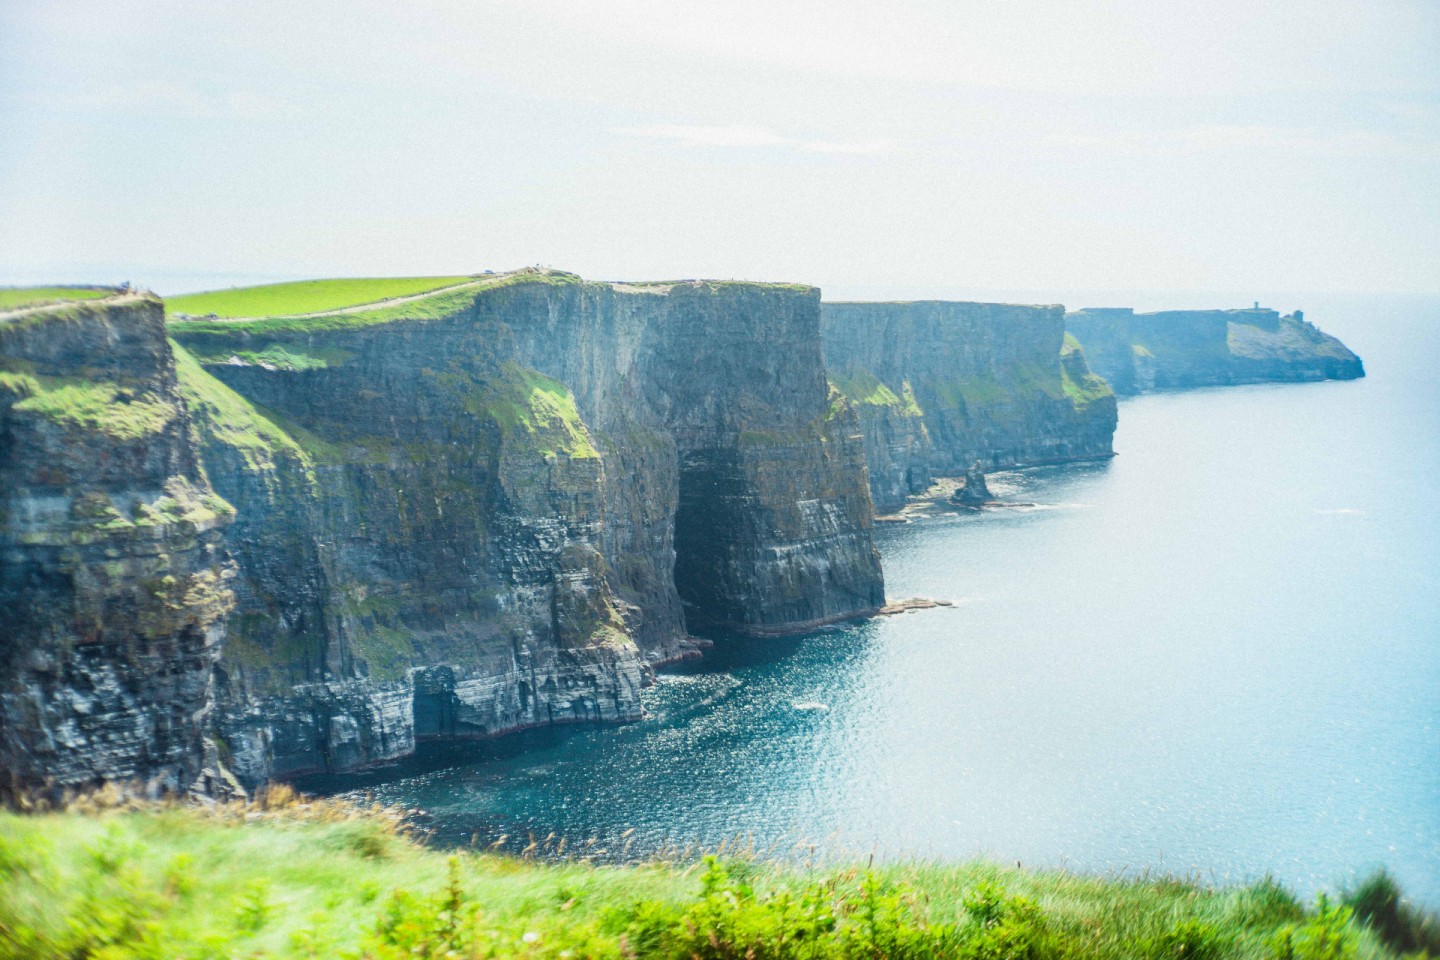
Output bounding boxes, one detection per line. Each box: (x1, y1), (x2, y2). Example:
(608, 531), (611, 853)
(672, 451), (751, 631)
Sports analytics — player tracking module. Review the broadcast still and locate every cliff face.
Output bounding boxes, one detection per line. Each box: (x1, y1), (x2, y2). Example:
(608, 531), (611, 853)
(821, 301), (1117, 512)
(0, 294), (236, 798)
(166, 273), (883, 786)
(1066, 307), (1364, 395)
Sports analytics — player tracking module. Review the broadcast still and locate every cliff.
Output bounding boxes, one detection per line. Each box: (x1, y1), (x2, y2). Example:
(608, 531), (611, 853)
(1065, 307), (1364, 395)
(0, 292), (236, 798)
(821, 301), (1117, 512)
(1, 274), (884, 792)
(163, 272), (883, 786)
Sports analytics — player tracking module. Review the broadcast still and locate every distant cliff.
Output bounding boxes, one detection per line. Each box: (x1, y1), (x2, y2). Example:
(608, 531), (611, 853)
(821, 301), (1117, 512)
(1, 274), (885, 793)
(1065, 307), (1364, 395)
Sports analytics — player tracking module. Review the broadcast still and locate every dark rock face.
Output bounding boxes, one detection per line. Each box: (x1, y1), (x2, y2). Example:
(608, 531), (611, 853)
(0, 295), (236, 798)
(166, 274), (883, 786)
(1065, 307), (1364, 395)
(821, 301), (1117, 512)
(952, 462), (993, 505)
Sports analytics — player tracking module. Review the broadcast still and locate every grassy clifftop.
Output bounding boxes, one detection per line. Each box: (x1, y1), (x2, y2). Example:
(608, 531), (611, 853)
(0, 798), (1428, 960)
(167, 271), (584, 337)
(166, 277), (476, 319)
(0, 286), (116, 312)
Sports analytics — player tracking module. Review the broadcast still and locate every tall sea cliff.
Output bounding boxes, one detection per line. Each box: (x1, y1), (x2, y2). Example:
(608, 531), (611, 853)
(1066, 306), (1364, 395)
(1, 274), (886, 792)
(0, 294), (236, 797)
(821, 301), (1117, 512)
(3, 280), (1368, 797)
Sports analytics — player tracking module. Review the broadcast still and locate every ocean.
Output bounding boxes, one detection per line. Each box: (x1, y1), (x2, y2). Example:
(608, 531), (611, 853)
(302, 293), (1440, 904)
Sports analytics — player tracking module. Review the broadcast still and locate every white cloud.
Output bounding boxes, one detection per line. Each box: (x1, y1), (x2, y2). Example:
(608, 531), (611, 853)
(614, 124), (896, 157)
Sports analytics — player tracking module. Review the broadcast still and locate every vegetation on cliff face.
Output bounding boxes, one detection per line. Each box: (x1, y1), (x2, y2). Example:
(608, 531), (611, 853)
(0, 799), (1425, 960)
(165, 276), (475, 319)
(461, 362), (601, 460)
(171, 343), (317, 476)
(0, 365), (177, 440)
(1060, 335), (1115, 407)
(830, 369), (924, 416)
(921, 364), (1060, 410)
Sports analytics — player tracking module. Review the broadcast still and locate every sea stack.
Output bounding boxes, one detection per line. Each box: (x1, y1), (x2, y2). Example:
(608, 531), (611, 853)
(952, 461), (993, 506)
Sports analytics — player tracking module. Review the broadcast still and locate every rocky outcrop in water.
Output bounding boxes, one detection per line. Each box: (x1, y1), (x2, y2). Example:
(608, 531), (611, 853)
(0, 293), (236, 799)
(164, 272), (883, 786)
(952, 462), (993, 506)
(1065, 307), (1364, 395)
(821, 301), (1117, 513)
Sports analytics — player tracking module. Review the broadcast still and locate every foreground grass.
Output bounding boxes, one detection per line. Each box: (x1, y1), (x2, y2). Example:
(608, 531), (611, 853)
(165, 277), (476, 318)
(0, 795), (1429, 960)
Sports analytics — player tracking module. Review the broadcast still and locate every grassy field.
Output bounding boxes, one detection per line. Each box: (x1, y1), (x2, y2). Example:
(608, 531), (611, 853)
(0, 791), (1431, 960)
(0, 286), (114, 312)
(168, 271), (582, 337)
(165, 276), (477, 318)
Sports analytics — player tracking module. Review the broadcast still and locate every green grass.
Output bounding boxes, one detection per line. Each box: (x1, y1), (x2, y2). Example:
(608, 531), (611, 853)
(1060, 367), (1113, 406)
(945, 366), (1055, 408)
(1059, 335), (1115, 408)
(0, 367), (176, 440)
(171, 342), (316, 476)
(166, 271), (811, 340)
(0, 800), (1417, 960)
(168, 272), (584, 338)
(830, 369), (924, 416)
(166, 277), (476, 319)
(461, 362), (600, 460)
(0, 286), (115, 312)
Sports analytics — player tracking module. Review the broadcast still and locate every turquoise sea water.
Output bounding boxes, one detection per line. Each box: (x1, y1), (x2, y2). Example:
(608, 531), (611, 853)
(306, 294), (1440, 904)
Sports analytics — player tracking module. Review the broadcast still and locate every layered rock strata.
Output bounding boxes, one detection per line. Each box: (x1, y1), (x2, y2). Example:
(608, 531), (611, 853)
(0, 293), (236, 799)
(1, 275), (885, 792)
(821, 301), (1117, 513)
(1065, 307), (1364, 395)
(166, 272), (883, 786)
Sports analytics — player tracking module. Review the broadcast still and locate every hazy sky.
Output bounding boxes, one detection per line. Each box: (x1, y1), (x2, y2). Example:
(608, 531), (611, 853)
(2, 0), (1437, 297)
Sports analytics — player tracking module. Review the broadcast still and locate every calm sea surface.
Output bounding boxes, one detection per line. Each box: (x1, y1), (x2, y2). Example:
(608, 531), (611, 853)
(303, 294), (1440, 903)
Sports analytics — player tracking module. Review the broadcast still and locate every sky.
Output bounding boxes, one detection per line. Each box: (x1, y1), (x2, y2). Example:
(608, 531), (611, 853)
(1, 0), (1437, 299)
